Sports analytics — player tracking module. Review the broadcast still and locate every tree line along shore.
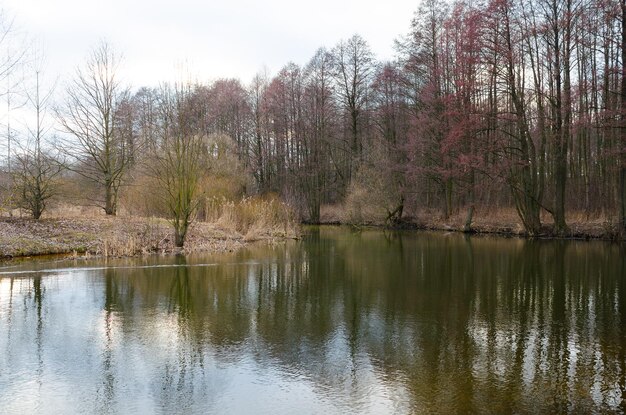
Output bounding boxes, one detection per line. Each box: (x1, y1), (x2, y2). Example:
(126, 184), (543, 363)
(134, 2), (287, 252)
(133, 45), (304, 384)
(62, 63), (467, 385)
(0, 204), (619, 262)
(1, 0), (625, 250)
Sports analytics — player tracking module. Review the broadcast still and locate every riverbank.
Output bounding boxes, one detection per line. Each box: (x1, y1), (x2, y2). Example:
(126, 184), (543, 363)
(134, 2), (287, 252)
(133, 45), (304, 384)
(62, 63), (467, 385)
(0, 215), (297, 260)
(319, 206), (624, 241)
(1, 207), (620, 262)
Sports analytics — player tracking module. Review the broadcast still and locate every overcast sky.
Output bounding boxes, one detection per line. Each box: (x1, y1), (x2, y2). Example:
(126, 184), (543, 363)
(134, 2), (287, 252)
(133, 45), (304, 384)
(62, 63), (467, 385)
(4, 0), (418, 88)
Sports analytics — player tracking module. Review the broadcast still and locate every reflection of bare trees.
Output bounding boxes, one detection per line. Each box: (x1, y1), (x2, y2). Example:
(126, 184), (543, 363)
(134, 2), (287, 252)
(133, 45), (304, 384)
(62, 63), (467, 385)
(33, 276), (43, 394)
(3, 231), (623, 412)
(97, 269), (117, 414)
(89, 231), (623, 412)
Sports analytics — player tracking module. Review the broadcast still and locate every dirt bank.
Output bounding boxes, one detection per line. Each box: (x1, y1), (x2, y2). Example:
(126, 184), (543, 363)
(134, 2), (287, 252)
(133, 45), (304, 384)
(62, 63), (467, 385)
(0, 216), (289, 260)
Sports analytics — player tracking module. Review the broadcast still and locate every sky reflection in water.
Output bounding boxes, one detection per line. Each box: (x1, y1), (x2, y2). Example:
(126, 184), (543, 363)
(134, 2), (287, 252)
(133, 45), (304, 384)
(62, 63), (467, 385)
(0, 228), (625, 414)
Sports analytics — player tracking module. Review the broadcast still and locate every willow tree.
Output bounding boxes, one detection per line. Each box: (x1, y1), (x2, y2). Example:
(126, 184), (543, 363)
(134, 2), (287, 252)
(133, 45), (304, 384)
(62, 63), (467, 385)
(57, 42), (131, 215)
(150, 84), (206, 248)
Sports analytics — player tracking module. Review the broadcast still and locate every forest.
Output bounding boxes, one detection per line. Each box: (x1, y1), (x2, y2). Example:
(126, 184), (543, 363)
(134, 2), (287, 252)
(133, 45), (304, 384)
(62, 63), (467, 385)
(1, 0), (626, 245)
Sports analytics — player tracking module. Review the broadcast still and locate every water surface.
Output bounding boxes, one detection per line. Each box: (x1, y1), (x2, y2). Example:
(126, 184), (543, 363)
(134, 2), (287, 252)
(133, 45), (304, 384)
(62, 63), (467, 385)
(1, 228), (625, 413)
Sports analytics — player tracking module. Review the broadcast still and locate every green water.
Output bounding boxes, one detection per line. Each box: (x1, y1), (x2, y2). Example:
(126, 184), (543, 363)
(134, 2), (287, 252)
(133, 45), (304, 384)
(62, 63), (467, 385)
(0, 227), (625, 414)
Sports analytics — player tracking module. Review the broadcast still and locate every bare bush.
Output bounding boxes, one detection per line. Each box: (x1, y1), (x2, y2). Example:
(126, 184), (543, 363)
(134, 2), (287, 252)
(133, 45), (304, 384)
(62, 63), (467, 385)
(216, 195), (299, 241)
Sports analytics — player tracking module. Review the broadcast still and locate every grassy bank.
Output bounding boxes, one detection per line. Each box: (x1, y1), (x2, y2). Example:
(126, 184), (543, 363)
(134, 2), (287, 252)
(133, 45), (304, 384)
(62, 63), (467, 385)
(0, 199), (300, 260)
(0, 217), (239, 259)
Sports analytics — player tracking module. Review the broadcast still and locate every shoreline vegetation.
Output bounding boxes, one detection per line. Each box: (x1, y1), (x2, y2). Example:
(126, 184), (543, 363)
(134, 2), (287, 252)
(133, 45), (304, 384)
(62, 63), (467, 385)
(1, 2), (626, 262)
(0, 198), (300, 261)
(316, 205), (625, 242)
(1, 205), (622, 263)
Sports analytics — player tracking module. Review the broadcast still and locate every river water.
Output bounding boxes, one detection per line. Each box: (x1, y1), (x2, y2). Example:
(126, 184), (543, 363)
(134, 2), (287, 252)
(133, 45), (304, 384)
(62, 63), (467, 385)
(0, 227), (625, 414)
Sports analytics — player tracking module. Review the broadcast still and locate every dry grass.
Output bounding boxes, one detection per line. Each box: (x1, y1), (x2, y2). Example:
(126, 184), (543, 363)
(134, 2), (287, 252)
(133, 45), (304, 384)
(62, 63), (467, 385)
(213, 195), (300, 241)
(317, 203), (623, 240)
(320, 204), (347, 224)
(0, 195), (300, 259)
(0, 216), (247, 259)
(463, 207), (619, 238)
(412, 207), (527, 235)
(45, 203), (107, 218)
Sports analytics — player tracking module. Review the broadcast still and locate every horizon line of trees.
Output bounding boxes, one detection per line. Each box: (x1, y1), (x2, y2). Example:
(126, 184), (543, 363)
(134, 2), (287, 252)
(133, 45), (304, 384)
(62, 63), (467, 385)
(1, 0), (626, 239)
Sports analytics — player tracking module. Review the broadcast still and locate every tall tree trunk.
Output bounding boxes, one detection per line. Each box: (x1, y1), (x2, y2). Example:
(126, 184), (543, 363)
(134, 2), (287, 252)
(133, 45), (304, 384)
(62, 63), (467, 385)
(174, 224), (187, 248)
(104, 179), (116, 216)
(502, 3), (543, 235)
(551, 0), (570, 235)
(619, 0), (626, 235)
(464, 169), (475, 232)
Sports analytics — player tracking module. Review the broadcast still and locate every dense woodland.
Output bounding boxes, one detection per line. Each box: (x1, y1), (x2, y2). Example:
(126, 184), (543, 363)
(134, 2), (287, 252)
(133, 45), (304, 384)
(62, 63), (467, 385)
(2, 0), (626, 241)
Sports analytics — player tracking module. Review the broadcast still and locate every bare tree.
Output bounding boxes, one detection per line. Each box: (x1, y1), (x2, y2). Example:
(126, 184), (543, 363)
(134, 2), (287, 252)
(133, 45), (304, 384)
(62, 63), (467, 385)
(56, 42), (131, 215)
(301, 48), (336, 222)
(14, 69), (63, 219)
(621, 0), (626, 235)
(331, 34), (375, 181)
(0, 9), (28, 210)
(249, 71), (270, 192)
(150, 84), (206, 247)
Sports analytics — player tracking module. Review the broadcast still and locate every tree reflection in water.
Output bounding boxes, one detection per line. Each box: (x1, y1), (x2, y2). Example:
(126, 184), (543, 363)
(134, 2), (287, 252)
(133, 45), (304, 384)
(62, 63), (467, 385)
(0, 229), (625, 413)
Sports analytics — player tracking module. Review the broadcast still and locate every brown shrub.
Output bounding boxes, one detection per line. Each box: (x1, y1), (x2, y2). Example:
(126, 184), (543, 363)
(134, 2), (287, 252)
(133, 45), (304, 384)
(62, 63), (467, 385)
(216, 195), (299, 241)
